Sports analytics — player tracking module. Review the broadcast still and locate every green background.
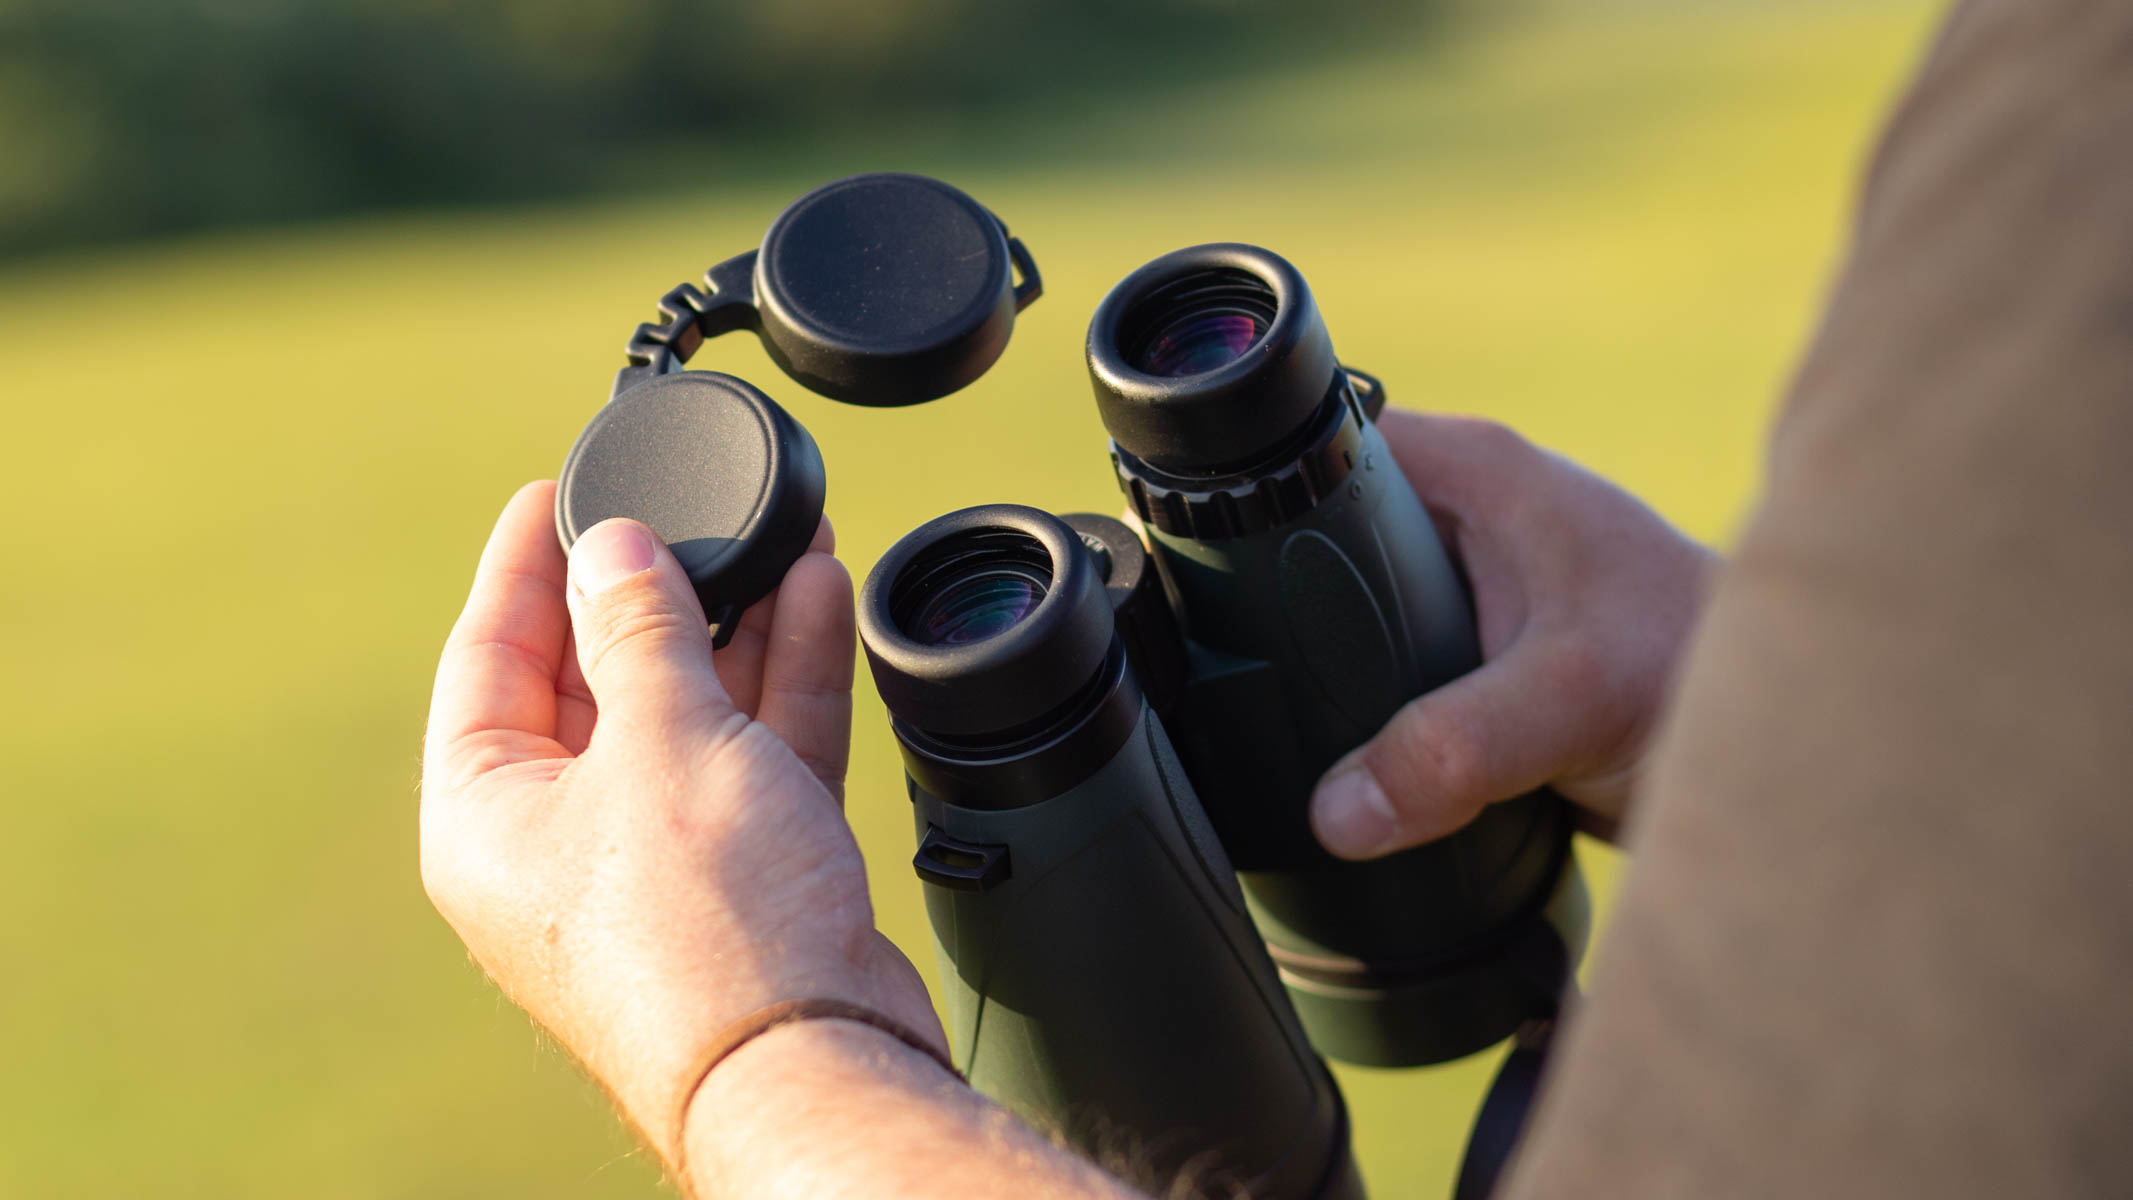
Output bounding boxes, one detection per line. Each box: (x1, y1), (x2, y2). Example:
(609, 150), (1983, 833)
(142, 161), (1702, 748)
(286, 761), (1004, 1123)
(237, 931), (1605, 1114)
(0, 2), (1939, 1195)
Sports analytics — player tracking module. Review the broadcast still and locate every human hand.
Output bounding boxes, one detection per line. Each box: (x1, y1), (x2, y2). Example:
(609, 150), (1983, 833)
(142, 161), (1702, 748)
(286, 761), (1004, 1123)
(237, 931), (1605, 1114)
(418, 482), (940, 1165)
(1310, 412), (1717, 859)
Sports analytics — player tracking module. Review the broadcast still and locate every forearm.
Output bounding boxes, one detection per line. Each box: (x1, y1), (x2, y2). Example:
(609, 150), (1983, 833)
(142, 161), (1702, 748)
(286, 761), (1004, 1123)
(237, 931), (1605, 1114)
(680, 1019), (1148, 1200)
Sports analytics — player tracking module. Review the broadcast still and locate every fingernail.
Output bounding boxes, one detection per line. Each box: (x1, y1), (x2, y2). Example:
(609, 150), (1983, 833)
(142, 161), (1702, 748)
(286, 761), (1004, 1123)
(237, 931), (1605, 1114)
(571, 520), (657, 595)
(1312, 768), (1400, 858)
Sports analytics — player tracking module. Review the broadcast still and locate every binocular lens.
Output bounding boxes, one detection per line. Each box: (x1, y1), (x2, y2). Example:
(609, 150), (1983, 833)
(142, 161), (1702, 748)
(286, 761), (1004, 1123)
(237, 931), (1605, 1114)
(891, 531), (1054, 647)
(1140, 312), (1263, 377)
(1124, 268), (1276, 377)
(909, 568), (1048, 645)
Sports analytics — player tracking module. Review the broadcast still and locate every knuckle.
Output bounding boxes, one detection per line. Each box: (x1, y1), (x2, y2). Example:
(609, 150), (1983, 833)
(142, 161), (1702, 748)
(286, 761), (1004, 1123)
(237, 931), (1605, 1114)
(1453, 415), (1532, 463)
(1544, 638), (1611, 699)
(433, 730), (520, 794)
(791, 745), (848, 789)
(1396, 701), (1490, 806)
(585, 598), (700, 674)
(759, 669), (849, 704)
(693, 708), (767, 771)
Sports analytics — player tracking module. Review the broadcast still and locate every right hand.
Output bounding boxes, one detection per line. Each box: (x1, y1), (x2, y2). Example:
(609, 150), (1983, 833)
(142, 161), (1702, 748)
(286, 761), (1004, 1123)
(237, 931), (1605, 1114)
(1310, 411), (1717, 859)
(418, 484), (941, 1165)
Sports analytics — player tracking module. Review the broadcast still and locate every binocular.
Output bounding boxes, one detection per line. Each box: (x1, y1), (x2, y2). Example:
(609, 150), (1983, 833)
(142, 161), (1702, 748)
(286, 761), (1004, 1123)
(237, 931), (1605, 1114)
(556, 174), (1589, 1199)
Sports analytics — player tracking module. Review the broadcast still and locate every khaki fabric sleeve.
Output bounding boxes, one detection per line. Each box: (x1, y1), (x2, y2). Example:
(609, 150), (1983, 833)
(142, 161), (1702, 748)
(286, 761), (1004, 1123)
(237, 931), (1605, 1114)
(1503, 3), (2133, 1197)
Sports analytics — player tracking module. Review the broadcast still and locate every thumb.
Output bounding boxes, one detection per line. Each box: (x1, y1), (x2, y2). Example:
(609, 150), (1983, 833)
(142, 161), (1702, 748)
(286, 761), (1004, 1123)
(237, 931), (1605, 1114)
(565, 518), (735, 736)
(1310, 641), (1589, 859)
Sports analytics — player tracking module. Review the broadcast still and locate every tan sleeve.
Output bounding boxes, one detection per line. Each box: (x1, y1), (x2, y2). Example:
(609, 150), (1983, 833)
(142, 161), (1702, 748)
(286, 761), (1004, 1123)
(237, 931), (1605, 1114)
(1503, 3), (2133, 1197)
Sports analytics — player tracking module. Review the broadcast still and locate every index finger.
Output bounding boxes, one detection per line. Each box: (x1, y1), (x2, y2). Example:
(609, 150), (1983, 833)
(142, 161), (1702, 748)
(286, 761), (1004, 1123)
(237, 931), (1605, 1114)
(1374, 409), (1541, 514)
(427, 481), (571, 757)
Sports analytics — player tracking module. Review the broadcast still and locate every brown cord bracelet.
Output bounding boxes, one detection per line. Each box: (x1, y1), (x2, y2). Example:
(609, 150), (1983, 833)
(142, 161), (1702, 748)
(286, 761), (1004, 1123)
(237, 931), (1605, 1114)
(667, 998), (967, 1172)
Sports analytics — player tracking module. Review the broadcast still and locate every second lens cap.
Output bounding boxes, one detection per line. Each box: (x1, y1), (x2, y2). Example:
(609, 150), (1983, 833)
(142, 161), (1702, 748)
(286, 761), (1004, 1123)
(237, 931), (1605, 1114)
(556, 371), (825, 645)
(754, 173), (1042, 407)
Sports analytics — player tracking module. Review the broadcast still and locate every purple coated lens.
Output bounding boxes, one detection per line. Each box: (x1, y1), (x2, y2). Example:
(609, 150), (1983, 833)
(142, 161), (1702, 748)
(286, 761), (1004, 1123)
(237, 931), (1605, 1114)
(1138, 312), (1264, 377)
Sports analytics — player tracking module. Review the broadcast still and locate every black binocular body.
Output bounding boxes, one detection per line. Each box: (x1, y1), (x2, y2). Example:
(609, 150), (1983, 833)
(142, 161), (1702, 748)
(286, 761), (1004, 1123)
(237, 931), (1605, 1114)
(859, 244), (1588, 1197)
(562, 177), (1588, 1200)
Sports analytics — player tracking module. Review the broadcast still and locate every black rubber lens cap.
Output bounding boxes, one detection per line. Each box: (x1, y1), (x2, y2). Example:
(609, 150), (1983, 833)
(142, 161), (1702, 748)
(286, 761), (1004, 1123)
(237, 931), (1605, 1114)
(755, 173), (1039, 407)
(555, 371), (825, 643)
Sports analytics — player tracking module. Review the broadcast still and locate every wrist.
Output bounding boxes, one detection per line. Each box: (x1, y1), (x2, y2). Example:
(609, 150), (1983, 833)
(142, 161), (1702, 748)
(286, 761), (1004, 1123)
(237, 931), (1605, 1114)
(610, 933), (938, 1158)
(577, 932), (935, 1163)
(678, 1018), (969, 1194)
(674, 1003), (1146, 1200)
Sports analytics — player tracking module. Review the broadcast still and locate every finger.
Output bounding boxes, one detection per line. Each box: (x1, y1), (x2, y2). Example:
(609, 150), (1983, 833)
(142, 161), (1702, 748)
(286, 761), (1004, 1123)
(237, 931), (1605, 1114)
(714, 516), (837, 716)
(429, 481), (570, 756)
(1375, 410), (1554, 654)
(555, 629), (596, 755)
(755, 551), (856, 804)
(1310, 639), (1598, 859)
(565, 518), (737, 742)
(1375, 409), (1542, 518)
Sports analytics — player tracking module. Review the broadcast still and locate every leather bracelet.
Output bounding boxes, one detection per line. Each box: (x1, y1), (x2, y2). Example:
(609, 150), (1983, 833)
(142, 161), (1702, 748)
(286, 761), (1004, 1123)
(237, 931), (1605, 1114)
(668, 998), (966, 1170)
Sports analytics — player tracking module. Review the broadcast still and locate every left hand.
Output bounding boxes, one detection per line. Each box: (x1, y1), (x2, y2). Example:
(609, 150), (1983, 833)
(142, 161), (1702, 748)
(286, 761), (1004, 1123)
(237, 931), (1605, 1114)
(1311, 412), (1716, 857)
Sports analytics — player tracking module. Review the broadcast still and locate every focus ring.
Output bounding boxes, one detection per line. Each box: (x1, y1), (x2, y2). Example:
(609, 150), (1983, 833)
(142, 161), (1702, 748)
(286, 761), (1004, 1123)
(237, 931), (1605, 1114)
(1113, 383), (1365, 540)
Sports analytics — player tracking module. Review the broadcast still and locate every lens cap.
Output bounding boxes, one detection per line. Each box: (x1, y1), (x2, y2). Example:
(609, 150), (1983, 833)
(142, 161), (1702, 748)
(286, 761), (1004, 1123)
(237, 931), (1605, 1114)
(555, 371), (825, 645)
(754, 173), (1041, 407)
(555, 174), (1026, 645)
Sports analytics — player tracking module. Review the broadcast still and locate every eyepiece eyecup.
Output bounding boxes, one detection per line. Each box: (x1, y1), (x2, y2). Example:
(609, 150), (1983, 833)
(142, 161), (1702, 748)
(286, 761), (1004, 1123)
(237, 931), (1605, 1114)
(860, 505), (1115, 741)
(1088, 244), (1340, 474)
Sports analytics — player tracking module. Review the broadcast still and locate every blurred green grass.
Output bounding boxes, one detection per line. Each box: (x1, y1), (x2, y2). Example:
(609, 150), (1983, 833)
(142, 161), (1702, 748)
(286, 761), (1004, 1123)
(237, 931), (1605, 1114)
(0, 2), (1937, 1195)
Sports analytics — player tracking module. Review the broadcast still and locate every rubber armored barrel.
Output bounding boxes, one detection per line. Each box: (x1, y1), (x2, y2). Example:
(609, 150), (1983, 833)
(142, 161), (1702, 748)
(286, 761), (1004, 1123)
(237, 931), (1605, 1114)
(1086, 245), (1589, 1067)
(859, 505), (1363, 1200)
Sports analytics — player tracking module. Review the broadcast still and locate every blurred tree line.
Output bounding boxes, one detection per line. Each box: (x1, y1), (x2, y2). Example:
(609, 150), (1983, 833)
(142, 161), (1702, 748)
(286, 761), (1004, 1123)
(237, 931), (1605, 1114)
(0, 0), (1416, 255)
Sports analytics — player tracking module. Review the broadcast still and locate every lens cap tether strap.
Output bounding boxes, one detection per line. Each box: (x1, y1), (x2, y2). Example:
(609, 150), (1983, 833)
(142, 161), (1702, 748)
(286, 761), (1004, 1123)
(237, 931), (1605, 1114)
(555, 173), (1042, 647)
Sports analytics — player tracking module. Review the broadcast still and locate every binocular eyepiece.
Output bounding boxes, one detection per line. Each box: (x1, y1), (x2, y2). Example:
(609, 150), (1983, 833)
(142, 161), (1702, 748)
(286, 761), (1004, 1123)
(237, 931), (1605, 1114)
(865, 507), (1113, 744)
(1088, 243), (1342, 476)
(859, 507), (1154, 818)
(861, 504), (1190, 801)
